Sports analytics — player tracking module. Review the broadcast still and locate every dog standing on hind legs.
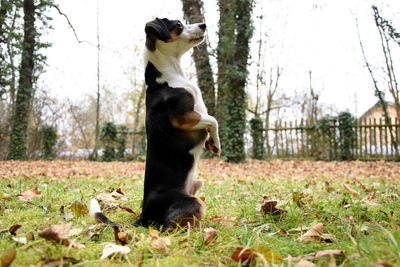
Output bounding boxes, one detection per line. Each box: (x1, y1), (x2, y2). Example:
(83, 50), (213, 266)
(90, 18), (220, 229)
(132, 18), (220, 229)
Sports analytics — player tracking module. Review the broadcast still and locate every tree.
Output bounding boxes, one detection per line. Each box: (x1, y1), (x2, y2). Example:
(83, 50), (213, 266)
(356, 6), (399, 157)
(372, 6), (399, 117)
(7, 0), (36, 160)
(181, 0), (215, 116)
(40, 124), (57, 160)
(216, 0), (254, 163)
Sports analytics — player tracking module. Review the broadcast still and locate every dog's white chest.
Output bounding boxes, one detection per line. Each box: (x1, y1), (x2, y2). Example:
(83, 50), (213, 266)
(164, 76), (208, 114)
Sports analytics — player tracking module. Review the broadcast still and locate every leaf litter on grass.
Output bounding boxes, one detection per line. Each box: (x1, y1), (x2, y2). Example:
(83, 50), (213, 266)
(1, 159), (400, 266)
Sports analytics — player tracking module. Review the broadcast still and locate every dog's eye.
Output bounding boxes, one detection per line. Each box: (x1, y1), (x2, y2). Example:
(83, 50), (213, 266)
(176, 21), (183, 30)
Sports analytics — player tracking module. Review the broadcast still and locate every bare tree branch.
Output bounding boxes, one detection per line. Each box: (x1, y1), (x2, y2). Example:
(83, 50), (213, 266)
(51, 4), (96, 47)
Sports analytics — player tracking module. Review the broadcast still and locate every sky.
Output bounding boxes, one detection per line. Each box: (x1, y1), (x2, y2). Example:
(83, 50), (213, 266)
(40, 0), (400, 119)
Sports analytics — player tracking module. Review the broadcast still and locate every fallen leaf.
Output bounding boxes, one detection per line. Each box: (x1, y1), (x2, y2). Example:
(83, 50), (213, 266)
(12, 236), (27, 244)
(101, 243), (131, 260)
(97, 193), (116, 202)
(204, 227), (217, 245)
(209, 216), (238, 226)
(295, 260), (316, 267)
(342, 184), (359, 198)
(231, 246), (255, 266)
(149, 227), (159, 241)
(60, 205), (74, 220)
(152, 237), (171, 253)
(372, 260), (394, 267)
(26, 232), (35, 242)
(113, 225), (132, 245)
(287, 226), (312, 233)
(0, 194), (12, 201)
(253, 245), (283, 263)
(18, 188), (41, 202)
(38, 222), (85, 249)
(86, 229), (100, 240)
(1, 249), (16, 267)
(68, 228), (83, 237)
(285, 249), (344, 261)
(118, 204), (136, 215)
(113, 188), (125, 196)
(70, 201), (89, 217)
(298, 223), (324, 242)
(9, 224), (21, 236)
(260, 198), (285, 215)
(293, 192), (306, 208)
(36, 256), (80, 266)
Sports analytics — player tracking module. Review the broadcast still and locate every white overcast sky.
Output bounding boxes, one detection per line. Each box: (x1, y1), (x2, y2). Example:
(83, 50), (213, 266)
(40, 0), (400, 118)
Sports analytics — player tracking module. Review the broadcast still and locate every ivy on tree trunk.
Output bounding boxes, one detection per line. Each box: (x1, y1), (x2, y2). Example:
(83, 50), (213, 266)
(181, 0), (216, 116)
(8, 0), (35, 160)
(216, 0), (254, 163)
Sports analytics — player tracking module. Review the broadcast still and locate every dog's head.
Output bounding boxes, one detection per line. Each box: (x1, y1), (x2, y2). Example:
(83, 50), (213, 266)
(145, 18), (206, 56)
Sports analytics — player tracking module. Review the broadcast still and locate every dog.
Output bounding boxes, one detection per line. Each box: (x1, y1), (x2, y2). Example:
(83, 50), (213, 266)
(90, 18), (220, 229)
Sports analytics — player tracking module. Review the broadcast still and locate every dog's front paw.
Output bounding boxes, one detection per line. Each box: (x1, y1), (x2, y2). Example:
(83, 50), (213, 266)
(205, 136), (221, 155)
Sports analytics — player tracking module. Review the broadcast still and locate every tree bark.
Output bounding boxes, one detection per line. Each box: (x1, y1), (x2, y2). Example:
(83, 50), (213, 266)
(181, 0), (215, 116)
(8, 0), (35, 160)
(215, 0), (236, 159)
(225, 0), (254, 163)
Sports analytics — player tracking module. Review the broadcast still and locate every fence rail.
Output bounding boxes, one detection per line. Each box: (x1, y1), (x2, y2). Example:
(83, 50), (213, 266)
(265, 118), (400, 160)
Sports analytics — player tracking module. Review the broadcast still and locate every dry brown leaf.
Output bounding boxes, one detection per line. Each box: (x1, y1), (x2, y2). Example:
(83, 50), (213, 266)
(96, 193), (116, 202)
(118, 204), (136, 215)
(260, 198), (285, 215)
(38, 222), (85, 249)
(209, 216), (238, 226)
(231, 246), (255, 266)
(1, 249), (16, 267)
(285, 249), (344, 261)
(18, 188), (41, 202)
(9, 224), (21, 236)
(298, 223), (324, 242)
(113, 225), (132, 245)
(152, 237), (171, 254)
(372, 261), (394, 267)
(26, 232), (35, 242)
(149, 227), (159, 241)
(101, 243), (130, 260)
(204, 227), (217, 245)
(342, 184), (359, 198)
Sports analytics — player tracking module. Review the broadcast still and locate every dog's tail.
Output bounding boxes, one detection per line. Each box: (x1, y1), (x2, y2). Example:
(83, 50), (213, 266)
(89, 198), (117, 226)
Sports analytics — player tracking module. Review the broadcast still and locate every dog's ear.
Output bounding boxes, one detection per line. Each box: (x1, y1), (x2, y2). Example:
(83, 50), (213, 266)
(145, 18), (171, 51)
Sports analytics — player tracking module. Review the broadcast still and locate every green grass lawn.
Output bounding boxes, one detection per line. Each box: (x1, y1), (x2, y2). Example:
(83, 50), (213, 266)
(0, 160), (399, 266)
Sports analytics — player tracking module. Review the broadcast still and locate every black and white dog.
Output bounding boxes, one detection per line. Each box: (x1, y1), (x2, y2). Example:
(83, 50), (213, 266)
(90, 18), (220, 229)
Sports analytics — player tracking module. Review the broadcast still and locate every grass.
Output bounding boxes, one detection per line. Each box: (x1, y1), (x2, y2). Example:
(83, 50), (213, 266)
(0, 160), (400, 266)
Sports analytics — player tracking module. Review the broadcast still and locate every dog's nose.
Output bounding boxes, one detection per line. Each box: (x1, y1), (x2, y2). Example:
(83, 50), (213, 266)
(199, 23), (206, 30)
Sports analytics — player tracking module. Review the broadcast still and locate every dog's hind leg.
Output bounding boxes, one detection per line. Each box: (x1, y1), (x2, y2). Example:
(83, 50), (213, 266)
(189, 179), (203, 195)
(164, 194), (204, 228)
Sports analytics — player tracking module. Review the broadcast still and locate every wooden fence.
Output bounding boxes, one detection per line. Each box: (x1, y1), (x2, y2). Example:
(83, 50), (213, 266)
(265, 118), (400, 160)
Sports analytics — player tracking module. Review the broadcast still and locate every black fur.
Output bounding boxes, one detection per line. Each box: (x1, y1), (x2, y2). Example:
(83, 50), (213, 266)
(134, 61), (206, 228)
(145, 18), (175, 51)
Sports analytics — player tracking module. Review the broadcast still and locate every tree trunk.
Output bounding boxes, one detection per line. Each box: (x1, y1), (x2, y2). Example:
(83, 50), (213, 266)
(0, 0), (8, 32)
(8, 0), (35, 160)
(225, 0), (254, 163)
(215, 0), (236, 159)
(181, 0), (215, 116)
